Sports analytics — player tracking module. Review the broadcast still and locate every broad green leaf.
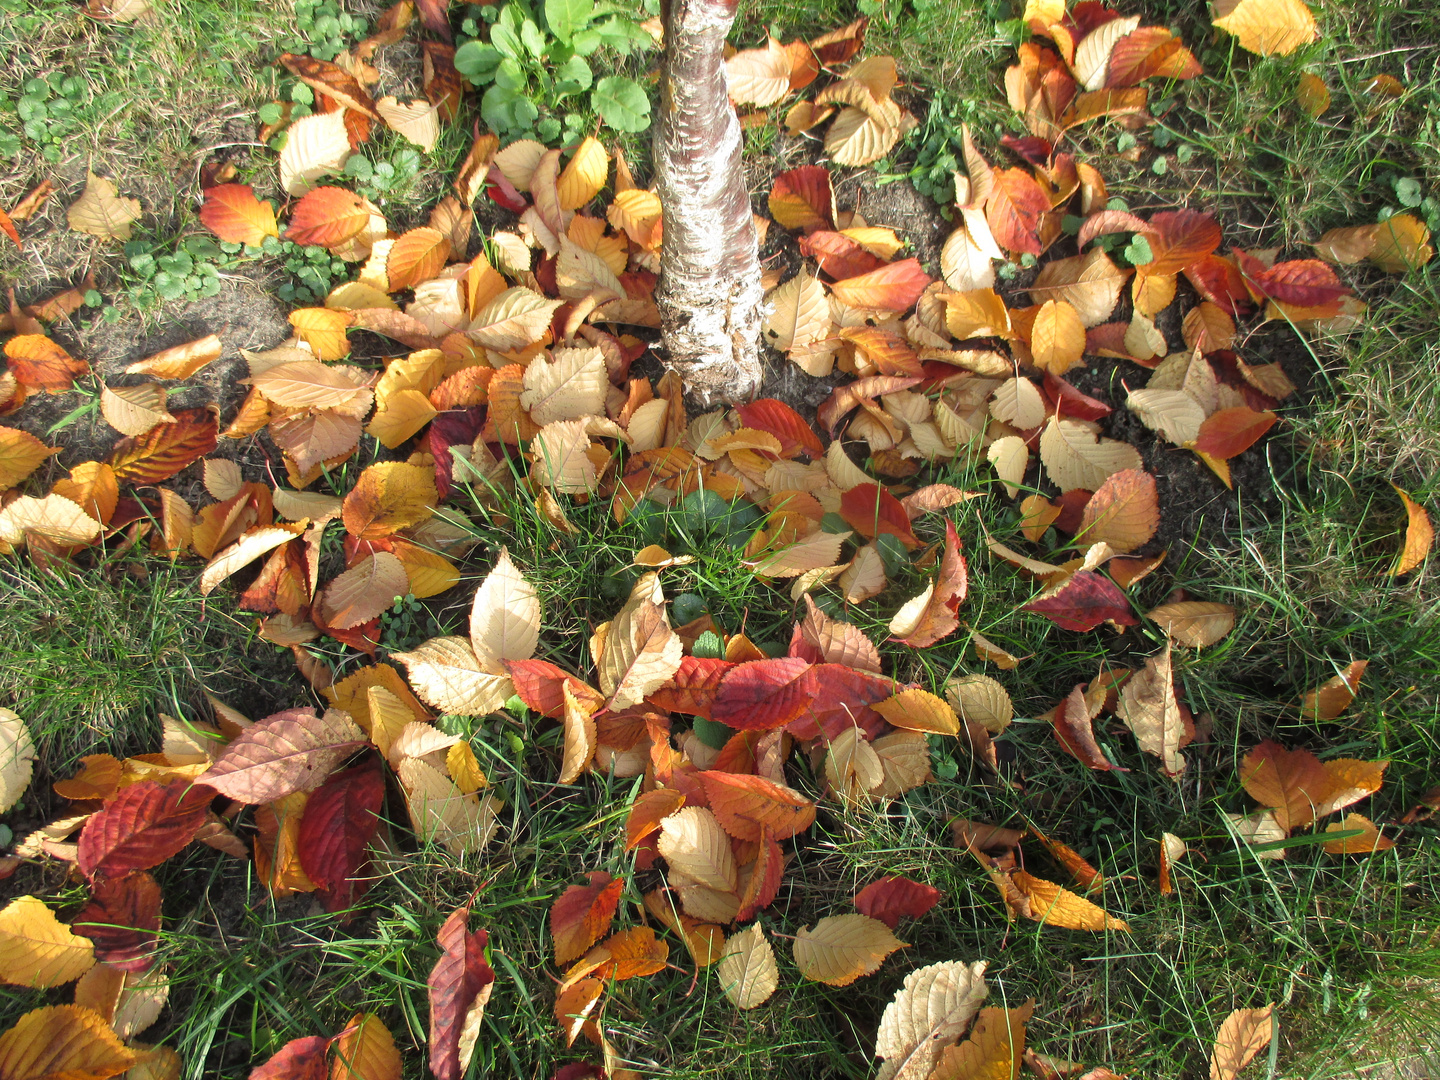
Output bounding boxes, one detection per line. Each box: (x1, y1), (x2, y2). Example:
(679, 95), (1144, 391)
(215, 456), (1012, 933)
(545, 0), (593, 42)
(592, 76), (651, 133)
(455, 41), (504, 84)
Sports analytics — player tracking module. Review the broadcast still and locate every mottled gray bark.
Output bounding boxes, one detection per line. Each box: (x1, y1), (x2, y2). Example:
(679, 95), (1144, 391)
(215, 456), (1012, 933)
(653, 0), (765, 407)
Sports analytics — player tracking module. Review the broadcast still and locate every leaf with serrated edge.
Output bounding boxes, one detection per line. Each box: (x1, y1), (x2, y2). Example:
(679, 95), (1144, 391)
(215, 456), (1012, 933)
(1209, 1004), (1275, 1080)
(658, 806), (736, 891)
(0, 708), (35, 814)
(330, 1012), (402, 1080)
(794, 913), (907, 986)
(202, 707), (366, 804)
(393, 637), (513, 716)
(0, 896), (95, 988)
(1115, 644), (1185, 778)
(1039, 415), (1142, 493)
(468, 548), (540, 673)
(599, 574), (683, 710)
(716, 922), (778, 1009)
(0, 1004), (137, 1079)
(874, 960), (990, 1080)
(1147, 600), (1236, 648)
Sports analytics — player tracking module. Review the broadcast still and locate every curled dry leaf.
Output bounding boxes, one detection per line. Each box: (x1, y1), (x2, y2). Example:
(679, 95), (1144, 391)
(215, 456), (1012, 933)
(1146, 600), (1236, 648)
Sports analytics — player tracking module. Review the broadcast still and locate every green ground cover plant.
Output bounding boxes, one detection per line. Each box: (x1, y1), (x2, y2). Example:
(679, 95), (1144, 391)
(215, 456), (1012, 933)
(0, 0), (1437, 1078)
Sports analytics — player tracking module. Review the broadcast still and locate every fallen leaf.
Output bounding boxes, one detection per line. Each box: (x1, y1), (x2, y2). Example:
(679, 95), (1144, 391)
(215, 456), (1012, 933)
(330, 1012), (402, 1080)
(76, 780), (215, 882)
(0, 1005), (137, 1079)
(201, 707), (366, 804)
(427, 907), (495, 1080)
(0, 896), (95, 988)
(296, 761), (386, 911)
(874, 959), (990, 1080)
(0, 709), (35, 814)
(1011, 870), (1129, 931)
(1209, 1004), (1275, 1080)
(1115, 644), (1186, 778)
(1076, 469), (1158, 553)
(1299, 660), (1367, 721)
(929, 1000), (1035, 1080)
(199, 183), (279, 245)
(1388, 485), (1433, 576)
(793, 913), (906, 986)
(1147, 600), (1236, 647)
(1212, 0), (1316, 55)
(551, 872), (625, 965)
(715, 922), (778, 1009)
(854, 877), (943, 929)
(1322, 813), (1395, 855)
(67, 173), (142, 240)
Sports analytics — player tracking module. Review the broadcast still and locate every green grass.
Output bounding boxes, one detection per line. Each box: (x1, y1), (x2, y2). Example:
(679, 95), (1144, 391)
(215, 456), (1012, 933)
(2, 0), (1440, 1076)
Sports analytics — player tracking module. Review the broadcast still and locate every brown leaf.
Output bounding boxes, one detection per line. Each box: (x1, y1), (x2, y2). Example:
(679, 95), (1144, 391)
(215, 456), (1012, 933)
(1076, 469), (1158, 553)
(67, 173), (142, 240)
(1115, 644), (1186, 778)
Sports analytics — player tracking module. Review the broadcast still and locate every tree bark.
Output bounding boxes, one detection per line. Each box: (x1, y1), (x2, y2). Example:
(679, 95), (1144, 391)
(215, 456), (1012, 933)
(653, 0), (765, 407)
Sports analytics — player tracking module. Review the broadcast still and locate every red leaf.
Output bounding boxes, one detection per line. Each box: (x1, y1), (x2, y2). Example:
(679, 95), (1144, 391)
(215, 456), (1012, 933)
(414, 0), (453, 41)
(297, 760), (385, 912)
(711, 657), (815, 730)
(735, 398), (825, 460)
(828, 258), (931, 312)
(1183, 255), (1252, 315)
(1021, 571), (1138, 632)
(840, 483), (921, 549)
(985, 169), (1050, 257)
(798, 231), (885, 279)
(810, 16), (869, 65)
(1193, 406), (1277, 460)
(428, 907), (495, 1080)
(72, 871), (162, 971)
(427, 406), (486, 500)
(250, 1036), (330, 1080)
(286, 186), (373, 247)
(78, 780), (215, 882)
(648, 656), (738, 719)
(106, 407), (219, 485)
(853, 876), (943, 929)
(485, 164), (529, 212)
(1043, 372), (1112, 421)
(1051, 489), (1091, 534)
(735, 829), (784, 922)
(1104, 27), (1202, 88)
(1237, 253), (1352, 307)
(1000, 134), (1054, 166)
(790, 664), (898, 742)
(505, 659), (605, 719)
(768, 165), (834, 231)
(1140, 209), (1222, 277)
(551, 872), (625, 964)
(198, 183), (279, 246)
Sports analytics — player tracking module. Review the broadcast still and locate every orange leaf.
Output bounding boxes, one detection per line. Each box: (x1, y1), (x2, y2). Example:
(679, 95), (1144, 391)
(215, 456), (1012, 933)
(0, 1005), (137, 1080)
(386, 226), (451, 291)
(625, 788), (685, 851)
(1076, 468), (1159, 553)
(984, 168), (1049, 256)
(1192, 406), (1277, 460)
(199, 184), (279, 245)
(840, 482), (920, 548)
(3, 335), (89, 393)
(286, 186), (373, 247)
(551, 872), (625, 964)
(0, 426), (58, 489)
(1139, 209), (1221, 277)
(697, 771), (814, 840)
(591, 925), (668, 981)
(1299, 660), (1367, 721)
(1389, 485), (1433, 576)
(828, 259), (931, 312)
(106, 407), (218, 484)
(1105, 27), (1201, 87)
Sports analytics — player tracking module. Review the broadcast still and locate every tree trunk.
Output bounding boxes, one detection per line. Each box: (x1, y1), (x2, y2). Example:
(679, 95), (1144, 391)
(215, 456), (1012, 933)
(653, 0), (765, 408)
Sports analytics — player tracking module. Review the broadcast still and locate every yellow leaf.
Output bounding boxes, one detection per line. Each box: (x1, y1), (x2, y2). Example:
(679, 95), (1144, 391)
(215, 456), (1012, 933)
(793, 914), (907, 986)
(279, 110), (352, 195)
(391, 637), (513, 716)
(557, 137), (608, 211)
(929, 1000), (1034, 1080)
(1029, 299), (1084, 374)
(1389, 484), (1433, 576)
(1115, 644), (1186, 778)
(520, 346), (608, 426)
(597, 574), (683, 709)
(0, 1005), (137, 1080)
(559, 683), (598, 784)
(0, 709), (35, 814)
(0, 494), (103, 550)
(445, 742), (487, 795)
(124, 334), (223, 379)
(658, 807), (736, 891)
(1039, 415), (1142, 493)
(397, 758), (500, 856)
(873, 688), (960, 736)
(725, 38), (792, 107)
(0, 897), (95, 988)
(288, 308), (354, 361)
(763, 270), (831, 353)
(0, 426), (58, 490)
(1011, 871), (1129, 931)
(331, 1012), (402, 1080)
(715, 922), (778, 1009)
(376, 96), (440, 152)
(1212, 0), (1317, 56)
(945, 675), (1013, 734)
(1146, 600), (1237, 648)
(99, 382), (174, 437)
(1322, 813), (1395, 855)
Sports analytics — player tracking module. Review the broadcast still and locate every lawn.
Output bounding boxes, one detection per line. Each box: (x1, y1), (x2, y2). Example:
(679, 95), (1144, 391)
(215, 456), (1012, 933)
(0, 0), (1437, 1077)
